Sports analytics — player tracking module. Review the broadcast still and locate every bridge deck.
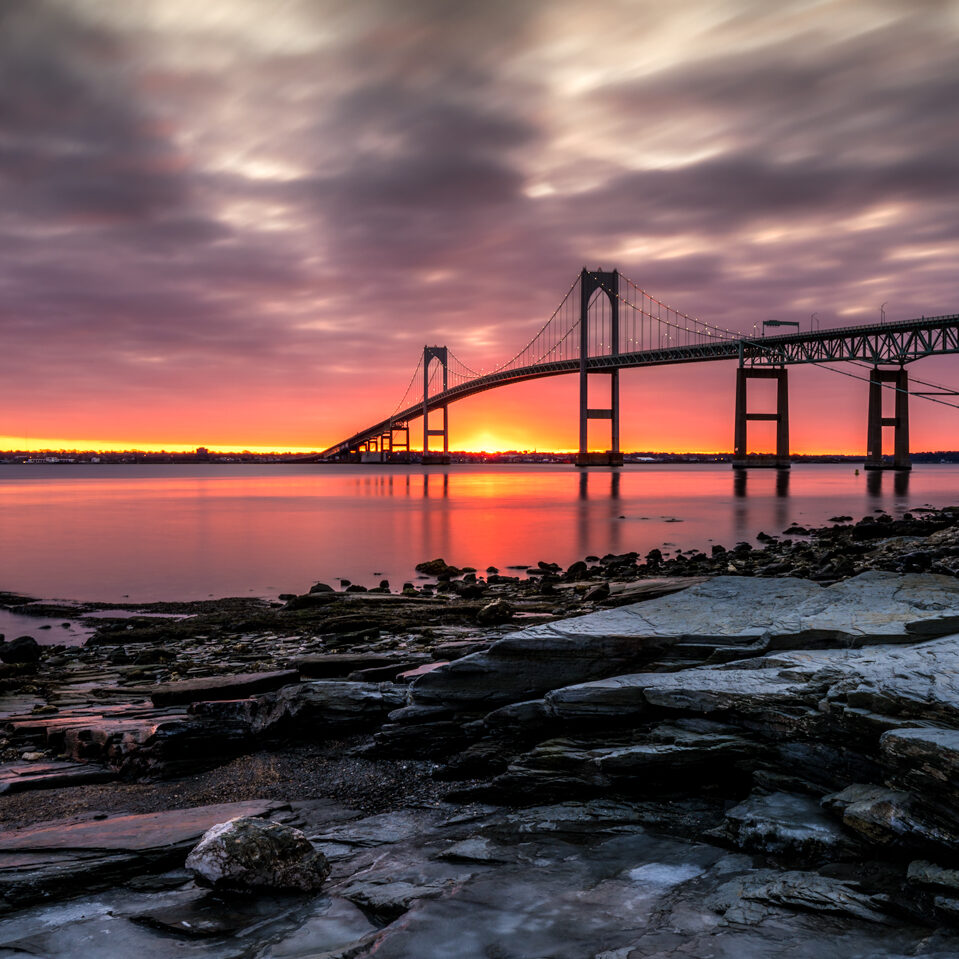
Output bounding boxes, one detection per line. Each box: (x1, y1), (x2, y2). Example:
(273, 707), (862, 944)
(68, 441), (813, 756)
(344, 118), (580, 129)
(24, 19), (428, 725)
(321, 312), (959, 458)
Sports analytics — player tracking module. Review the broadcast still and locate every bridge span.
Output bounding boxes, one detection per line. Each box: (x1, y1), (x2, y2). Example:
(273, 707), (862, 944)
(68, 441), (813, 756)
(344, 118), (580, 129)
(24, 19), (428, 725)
(321, 269), (959, 470)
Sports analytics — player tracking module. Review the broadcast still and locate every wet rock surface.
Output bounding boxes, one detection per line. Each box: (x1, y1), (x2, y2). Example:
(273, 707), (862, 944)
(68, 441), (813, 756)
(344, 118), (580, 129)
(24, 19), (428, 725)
(2, 800), (958, 958)
(5, 507), (959, 953)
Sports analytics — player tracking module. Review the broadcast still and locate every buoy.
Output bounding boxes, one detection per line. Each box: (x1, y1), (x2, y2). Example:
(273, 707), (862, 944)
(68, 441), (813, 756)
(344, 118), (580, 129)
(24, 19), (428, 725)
(855, 468), (860, 476)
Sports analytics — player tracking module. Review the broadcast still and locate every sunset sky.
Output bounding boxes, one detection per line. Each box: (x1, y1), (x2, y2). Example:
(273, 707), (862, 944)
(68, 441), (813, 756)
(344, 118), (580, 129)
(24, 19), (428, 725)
(2, 0), (958, 454)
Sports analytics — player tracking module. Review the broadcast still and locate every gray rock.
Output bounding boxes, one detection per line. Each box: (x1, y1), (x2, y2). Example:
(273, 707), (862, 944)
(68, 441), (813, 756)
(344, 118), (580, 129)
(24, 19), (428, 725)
(476, 599), (513, 625)
(482, 799), (652, 839)
(583, 582), (610, 602)
(0, 635), (41, 664)
(409, 629), (674, 711)
(489, 721), (758, 799)
(310, 810), (437, 848)
(433, 837), (516, 864)
(185, 816), (330, 893)
(295, 653), (427, 679)
(337, 877), (454, 921)
(150, 670), (300, 707)
(908, 860), (959, 892)
(708, 792), (863, 864)
(131, 893), (302, 938)
(411, 573), (959, 716)
(192, 680), (407, 737)
(882, 726), (959, 802)
(707, 869), (893, 924)
(822, 783), (959, 849)
(547, 665), (824, 723)
(482, 699), (553, 730)
(821, 639), (959, 729)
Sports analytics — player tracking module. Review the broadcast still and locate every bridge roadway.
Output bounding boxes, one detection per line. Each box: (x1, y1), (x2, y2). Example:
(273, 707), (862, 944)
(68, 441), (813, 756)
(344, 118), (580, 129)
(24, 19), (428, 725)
(320, 312), (959, 461)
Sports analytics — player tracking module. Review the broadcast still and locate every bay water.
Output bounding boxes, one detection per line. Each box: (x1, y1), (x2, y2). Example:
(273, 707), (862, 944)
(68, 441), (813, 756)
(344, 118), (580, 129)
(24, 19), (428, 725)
(0, 462), (956, 604)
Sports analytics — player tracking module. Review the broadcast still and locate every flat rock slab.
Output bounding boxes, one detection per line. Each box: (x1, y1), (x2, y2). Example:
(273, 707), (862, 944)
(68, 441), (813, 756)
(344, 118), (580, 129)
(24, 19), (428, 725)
(607, 576), (710, 601)
(295, 654), (429, 678)
(150, 671), (300, 706)
(707, 869), (893, 924)
(4, 701), (180, 735)
(547, 666), (823, 721)
(431, 640), (492, 660)
(0, 760), (117, 795)
(188, 681), (408, 737)
(0, 800), (289, 853)
(131, 893), (301, 938)
(490, 721), (758, 799)
(545, 572), (959, 645)
(398, 662), (448, 681)
(546, 634), (959, 736)
(410, 573), (959, 711)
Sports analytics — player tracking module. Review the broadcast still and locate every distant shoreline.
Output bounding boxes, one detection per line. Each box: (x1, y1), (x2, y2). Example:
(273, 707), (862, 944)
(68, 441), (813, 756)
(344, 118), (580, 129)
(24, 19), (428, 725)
(5, 451), (959, 465)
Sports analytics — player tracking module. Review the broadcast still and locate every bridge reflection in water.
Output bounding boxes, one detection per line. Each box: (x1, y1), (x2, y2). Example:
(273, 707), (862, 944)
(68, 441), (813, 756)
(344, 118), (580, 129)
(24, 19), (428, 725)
(323, 268), (959, 471)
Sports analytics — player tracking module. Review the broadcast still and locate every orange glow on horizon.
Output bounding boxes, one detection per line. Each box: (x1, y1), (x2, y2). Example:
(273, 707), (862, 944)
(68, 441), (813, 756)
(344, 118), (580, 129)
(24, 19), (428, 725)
(0, 432), (923, 458)
(0, 435), (321, 455)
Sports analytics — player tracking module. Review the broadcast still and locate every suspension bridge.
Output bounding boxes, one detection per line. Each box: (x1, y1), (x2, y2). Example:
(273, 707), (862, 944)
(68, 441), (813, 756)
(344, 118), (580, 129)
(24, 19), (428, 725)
(320, 268), (959, 470)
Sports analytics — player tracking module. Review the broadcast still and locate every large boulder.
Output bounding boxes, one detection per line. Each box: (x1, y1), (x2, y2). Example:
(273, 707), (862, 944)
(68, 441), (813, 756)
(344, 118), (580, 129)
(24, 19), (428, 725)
(185, 817), (330, 893)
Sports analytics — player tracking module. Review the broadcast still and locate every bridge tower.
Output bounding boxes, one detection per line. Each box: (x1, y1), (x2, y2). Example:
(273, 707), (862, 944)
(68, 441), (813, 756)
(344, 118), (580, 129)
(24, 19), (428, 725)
(577, 268), (624, 467)
(865, 367), (910, 470)
(422, 346), (451, 465)
(733, 358), (790, 469)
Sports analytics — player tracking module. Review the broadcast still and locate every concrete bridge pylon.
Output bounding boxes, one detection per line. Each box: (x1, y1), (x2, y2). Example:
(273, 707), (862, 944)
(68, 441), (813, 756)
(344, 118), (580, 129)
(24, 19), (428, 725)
(865, 367), (910, 470)
(732, 366), (790, 469)
(422, 346), (450, 465)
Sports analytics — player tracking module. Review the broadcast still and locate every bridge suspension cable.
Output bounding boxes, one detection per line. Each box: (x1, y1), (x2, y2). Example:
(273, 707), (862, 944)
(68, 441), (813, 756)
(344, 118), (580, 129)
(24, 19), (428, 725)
(388, 352), (425, 419)
(811, 360), (959, 411)
(469, 273), (585, 377)
(844, 359), (959, 411)
(447, 349), (482, 379)
(600, 272), (742, 350)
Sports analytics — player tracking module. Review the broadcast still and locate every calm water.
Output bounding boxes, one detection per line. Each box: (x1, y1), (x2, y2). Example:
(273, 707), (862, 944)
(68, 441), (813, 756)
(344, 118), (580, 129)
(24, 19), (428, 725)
(0, 463), (956, 604)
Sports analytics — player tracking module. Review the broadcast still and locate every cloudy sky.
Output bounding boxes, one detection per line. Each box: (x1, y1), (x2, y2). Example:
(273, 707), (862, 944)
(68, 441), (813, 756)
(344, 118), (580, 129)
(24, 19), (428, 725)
(2, 0), (958, 453)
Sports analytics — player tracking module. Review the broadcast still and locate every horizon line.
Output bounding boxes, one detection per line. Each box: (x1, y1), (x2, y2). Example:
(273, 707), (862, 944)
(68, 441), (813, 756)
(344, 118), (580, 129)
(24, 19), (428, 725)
(4, 448), (959, 459)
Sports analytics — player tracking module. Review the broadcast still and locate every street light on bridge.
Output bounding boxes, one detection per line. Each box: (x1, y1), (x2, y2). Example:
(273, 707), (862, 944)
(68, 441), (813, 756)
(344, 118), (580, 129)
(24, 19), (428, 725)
(762, 320), (800, 335)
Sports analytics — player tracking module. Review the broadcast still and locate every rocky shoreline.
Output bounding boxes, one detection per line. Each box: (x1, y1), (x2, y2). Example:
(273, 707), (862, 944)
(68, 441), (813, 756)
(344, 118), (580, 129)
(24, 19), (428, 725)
(5, 506), (959, 955)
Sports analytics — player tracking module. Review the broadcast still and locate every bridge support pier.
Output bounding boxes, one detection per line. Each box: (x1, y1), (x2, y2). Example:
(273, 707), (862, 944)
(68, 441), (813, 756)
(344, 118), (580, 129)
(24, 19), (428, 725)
(865, 367), (910, 470)
(732, 367), (790, 468)
(388, 420), (410, 462)
(423, 346), (451, 465)
(576, 370), (622, 466)
(576, 268), (623, 467)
